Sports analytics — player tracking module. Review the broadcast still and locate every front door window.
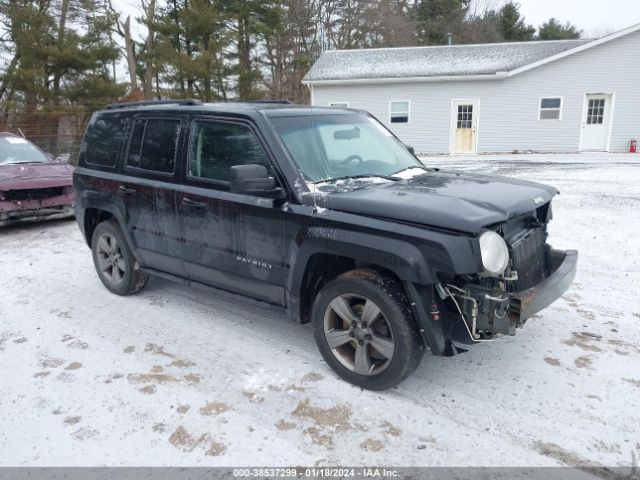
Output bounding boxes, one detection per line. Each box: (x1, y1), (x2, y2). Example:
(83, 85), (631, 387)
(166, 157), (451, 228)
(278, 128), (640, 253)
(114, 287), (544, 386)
(586, 99), (605, 125)
(187, 121), (269, 183)
(457, 104), (473, 129)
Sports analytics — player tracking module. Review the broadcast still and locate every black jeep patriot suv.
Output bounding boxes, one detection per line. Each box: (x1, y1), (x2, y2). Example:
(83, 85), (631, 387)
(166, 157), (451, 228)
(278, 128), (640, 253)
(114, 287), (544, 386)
(74, 99), (577, 390)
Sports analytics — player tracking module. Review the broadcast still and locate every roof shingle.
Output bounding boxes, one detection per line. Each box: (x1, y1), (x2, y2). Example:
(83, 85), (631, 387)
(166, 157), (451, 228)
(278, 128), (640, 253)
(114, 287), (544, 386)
(303, 39), (591, 82)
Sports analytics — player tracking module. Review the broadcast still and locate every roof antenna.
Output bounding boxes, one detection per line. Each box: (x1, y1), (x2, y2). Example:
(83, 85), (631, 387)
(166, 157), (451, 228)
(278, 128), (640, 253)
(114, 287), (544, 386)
(446, 33), (453, 46)
(18, 128), (26, 138)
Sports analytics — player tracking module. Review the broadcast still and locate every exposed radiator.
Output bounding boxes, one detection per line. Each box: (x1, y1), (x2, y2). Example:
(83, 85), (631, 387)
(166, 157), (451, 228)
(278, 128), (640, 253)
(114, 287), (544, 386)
(509, 228), (547, 292)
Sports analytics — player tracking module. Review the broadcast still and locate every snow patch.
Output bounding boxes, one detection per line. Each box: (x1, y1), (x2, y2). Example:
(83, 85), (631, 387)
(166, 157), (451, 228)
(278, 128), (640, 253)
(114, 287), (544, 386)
(392, 167), (427, 180)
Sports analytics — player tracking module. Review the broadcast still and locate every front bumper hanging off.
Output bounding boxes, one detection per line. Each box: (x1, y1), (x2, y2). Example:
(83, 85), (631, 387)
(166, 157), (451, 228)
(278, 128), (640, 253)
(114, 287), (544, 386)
(447, 248), (578, 339)
(510, 248), (578, 324)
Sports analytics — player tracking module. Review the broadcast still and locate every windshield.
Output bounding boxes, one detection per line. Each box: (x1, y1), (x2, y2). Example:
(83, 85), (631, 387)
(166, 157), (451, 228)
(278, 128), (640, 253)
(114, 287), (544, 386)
(270, 113), (423, 183)
(0, 136), (49, 165)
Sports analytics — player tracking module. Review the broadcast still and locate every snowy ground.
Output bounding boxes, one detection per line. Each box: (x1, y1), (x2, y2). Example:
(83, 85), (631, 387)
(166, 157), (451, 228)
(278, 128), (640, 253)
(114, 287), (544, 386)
(0, 153), (639, 468)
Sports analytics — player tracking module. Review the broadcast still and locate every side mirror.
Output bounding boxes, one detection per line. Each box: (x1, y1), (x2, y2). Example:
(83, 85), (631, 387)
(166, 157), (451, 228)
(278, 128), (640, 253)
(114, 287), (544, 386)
(230, 164), (283, 197)
(405, 145), (415, 155)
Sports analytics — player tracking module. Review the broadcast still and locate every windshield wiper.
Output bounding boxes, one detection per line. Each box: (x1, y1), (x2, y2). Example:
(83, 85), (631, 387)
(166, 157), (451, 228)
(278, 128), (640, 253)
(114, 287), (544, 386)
(313, 174), (400, 184)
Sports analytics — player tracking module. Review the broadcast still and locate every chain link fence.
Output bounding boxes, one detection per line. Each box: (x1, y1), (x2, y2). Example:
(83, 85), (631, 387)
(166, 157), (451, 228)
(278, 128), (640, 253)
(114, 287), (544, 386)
(0, 109), (94, 163)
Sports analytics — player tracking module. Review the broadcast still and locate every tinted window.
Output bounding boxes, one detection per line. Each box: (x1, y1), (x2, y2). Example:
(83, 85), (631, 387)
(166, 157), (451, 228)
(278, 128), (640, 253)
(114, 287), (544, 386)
(188, 121), (268, 182)
(127, 119), (180, 173)
(85, 116), (127, 167)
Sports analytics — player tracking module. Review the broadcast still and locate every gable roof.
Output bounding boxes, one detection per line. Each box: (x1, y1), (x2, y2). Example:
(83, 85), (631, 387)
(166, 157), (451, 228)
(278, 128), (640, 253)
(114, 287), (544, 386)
(303, 23), (640, 85)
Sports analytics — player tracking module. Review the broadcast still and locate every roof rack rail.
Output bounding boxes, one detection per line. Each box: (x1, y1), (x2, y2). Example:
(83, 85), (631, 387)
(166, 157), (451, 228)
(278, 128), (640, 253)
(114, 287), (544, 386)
(105, 98), (203, 110)
(228, 99), (294, 104)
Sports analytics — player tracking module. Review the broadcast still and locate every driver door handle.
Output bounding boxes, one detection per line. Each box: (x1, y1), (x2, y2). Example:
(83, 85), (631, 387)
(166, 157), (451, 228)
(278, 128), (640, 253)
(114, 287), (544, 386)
(182, 197), (206, 209)
(118, 185), (136, 195)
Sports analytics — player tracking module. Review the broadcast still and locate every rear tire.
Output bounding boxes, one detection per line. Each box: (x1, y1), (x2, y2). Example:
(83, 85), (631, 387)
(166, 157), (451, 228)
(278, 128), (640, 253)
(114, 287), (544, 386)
(91, 219), (148, 296)
(312, 269), (424, 390)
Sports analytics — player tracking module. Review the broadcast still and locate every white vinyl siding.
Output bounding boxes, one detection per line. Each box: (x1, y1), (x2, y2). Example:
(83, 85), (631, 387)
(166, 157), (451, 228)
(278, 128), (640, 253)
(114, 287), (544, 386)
(311, 29), (640, 153)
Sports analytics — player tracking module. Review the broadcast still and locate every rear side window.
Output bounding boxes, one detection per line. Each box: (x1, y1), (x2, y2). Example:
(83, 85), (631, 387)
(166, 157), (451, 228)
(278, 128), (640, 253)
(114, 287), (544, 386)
(85, 116), (127, 167)
(187, 121), (268, 183)
(127, 118), (181, 174)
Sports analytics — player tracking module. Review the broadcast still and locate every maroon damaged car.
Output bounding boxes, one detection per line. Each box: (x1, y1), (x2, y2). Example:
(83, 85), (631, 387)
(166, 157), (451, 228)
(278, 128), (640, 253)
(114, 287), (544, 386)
(0, 132), (75, 227)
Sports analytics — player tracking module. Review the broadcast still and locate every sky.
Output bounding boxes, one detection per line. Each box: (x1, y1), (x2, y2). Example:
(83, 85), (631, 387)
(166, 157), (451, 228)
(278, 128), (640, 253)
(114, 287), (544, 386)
(500, 0), (640, 37)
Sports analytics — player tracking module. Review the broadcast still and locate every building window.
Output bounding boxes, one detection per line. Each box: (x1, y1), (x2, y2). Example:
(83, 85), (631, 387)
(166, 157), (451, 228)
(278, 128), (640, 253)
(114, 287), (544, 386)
(539, 97), (562, 120)
(329, 102), (349, 108)
(390, 101), (410, 123)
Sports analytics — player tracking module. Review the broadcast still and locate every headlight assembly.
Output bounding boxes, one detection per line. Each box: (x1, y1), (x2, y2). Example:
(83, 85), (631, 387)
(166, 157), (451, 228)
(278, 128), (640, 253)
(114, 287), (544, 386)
(479, 230), (509, 276)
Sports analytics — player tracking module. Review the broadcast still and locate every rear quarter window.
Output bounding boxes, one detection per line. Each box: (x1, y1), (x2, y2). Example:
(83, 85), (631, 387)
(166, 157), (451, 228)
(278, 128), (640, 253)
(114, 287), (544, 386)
(82, 116), (127, 167)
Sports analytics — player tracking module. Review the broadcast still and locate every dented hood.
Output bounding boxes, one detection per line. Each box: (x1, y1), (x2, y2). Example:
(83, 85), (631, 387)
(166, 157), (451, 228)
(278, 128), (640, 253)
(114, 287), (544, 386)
(0, 162), (74, 190)
(321, 170), (558, 233)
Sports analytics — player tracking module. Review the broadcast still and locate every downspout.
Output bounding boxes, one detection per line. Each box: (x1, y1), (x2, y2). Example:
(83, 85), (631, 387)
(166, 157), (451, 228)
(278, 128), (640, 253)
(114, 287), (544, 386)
(305, 82), (314, 106)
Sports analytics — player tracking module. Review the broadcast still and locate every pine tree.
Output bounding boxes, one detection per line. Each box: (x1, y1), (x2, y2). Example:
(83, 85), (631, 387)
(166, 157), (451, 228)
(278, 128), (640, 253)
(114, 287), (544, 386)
(498, 1), (535, 42)
(153, 0), (229, 100)
(221, 0), (273, 99)
(537, 18), (582, 40)
(415, 0), (470, 45)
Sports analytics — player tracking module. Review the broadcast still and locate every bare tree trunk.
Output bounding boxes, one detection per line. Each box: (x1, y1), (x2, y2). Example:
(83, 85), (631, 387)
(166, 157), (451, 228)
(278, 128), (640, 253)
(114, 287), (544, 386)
(123, 16), (138, 89)
(53, 0), (70, 104)
(144, 0), (156, 99)
(237, 13), (252, 99)
(0, 54), (20, 100)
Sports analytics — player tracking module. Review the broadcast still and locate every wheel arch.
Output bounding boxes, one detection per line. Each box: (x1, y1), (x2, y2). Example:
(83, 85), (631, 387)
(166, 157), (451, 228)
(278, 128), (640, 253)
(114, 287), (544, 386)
(81, 205), (134, 255)
(287, 228), (434, 322)
(83, 208), (114, 247)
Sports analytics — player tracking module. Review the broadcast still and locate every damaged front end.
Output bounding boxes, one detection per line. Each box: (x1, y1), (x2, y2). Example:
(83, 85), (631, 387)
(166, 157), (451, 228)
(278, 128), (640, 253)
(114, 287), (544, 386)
(437, 203), (577, 343)
(0, 185), (75, 227)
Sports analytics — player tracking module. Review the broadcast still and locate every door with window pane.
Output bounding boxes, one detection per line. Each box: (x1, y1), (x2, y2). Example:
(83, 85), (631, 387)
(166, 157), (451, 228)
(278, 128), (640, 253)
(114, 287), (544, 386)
(451, 100), (478, 153)
(120, 116), (186, 276)
(177, 118), (286, 305)
(580, 94), (613, 151)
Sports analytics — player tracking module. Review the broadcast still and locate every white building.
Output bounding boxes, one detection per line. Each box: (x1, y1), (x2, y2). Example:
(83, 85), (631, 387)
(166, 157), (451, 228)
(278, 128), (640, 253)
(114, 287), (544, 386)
(303, 24), (640, 154)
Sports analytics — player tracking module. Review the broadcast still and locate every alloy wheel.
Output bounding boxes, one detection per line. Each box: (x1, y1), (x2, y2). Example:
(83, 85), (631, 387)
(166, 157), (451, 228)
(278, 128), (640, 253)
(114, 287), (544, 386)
(96, 233), (126, 287)
(323, 293), (395, 376)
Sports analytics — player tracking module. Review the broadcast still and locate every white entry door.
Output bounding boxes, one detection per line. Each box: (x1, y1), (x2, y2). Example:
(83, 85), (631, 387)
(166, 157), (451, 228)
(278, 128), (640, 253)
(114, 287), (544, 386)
(451, 100), (478, 153)
(579, 94), (613, 151)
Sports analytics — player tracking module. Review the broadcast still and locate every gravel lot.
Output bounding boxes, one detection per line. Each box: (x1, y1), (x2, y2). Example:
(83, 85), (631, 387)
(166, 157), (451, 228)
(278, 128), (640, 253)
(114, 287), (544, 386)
(1, 153), (639, 468)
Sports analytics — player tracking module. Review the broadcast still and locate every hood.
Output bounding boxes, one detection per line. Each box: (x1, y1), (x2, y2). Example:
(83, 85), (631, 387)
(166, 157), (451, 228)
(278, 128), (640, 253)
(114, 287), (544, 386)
(0, 162), (74, 190)
(319, 170), (558, 233)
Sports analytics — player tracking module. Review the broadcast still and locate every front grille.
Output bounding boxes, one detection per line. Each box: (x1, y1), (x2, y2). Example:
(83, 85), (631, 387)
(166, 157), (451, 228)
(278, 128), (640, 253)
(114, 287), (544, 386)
(509, 228), (547, 292)
(3, 187), (65, 201)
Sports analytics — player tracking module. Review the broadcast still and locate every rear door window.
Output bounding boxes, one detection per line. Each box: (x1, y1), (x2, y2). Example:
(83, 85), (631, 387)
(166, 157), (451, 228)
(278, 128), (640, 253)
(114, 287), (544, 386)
(126, 118), (181, 174)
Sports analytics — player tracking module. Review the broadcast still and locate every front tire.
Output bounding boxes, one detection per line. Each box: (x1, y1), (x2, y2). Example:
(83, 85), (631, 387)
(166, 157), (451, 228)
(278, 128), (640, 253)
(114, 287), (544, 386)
(312, 269), (424, 390)
(91, 219), (148, 296)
